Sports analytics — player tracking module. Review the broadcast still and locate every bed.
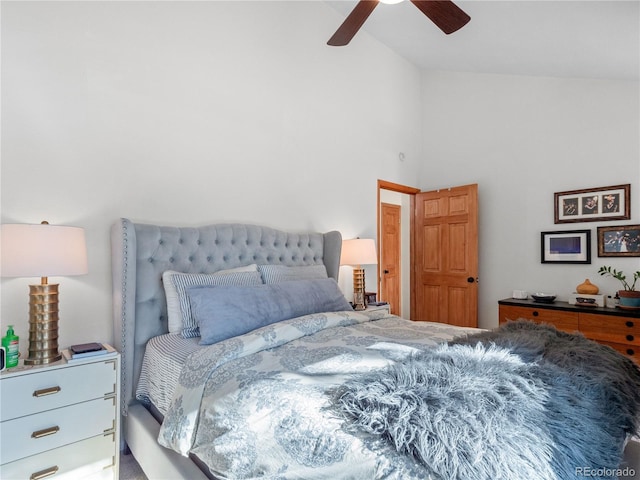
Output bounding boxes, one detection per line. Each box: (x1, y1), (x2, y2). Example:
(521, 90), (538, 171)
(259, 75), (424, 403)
(112, 218), (640, 480)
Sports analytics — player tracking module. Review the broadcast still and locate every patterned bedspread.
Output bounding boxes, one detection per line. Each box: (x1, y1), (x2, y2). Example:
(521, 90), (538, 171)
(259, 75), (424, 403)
(158, 309), (477, 479)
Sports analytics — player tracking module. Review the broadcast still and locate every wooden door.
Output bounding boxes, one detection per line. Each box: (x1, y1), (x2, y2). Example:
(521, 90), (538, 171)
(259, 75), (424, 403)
(412, 184), (478, 327)
(380, 203), (401, 315)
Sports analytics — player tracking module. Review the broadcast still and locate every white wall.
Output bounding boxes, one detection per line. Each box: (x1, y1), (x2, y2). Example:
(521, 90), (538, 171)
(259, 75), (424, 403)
(2, 2), (638, 349)
(0, 1), (423, 352)
(420, 71), (640, 328)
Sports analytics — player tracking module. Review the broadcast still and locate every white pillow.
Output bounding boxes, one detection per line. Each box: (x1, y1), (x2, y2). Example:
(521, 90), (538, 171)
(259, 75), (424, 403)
(163, 264), (260, 336)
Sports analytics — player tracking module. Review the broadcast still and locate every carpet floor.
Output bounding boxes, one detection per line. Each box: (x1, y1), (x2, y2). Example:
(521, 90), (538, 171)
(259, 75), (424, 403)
(120, 452), (148, 480)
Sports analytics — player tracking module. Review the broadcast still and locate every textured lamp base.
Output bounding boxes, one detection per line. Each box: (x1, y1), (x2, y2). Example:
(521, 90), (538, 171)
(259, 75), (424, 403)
(352, 267), (366, 311)
(24, 283), (62, 365)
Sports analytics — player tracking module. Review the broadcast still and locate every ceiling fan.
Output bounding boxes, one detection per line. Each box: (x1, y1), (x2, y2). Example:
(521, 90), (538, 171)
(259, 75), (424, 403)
(327, 0), (470, 47)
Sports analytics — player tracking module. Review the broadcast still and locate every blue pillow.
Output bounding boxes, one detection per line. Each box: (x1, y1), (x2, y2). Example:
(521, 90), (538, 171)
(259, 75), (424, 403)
(187, 278), (352, 345)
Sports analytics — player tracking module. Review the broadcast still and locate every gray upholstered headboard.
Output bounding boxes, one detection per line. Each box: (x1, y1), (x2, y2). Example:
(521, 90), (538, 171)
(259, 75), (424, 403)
(111, 218), (342, 414)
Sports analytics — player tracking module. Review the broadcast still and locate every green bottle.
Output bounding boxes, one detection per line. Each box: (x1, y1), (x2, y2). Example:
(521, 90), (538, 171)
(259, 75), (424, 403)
(2, 325), (19, 368)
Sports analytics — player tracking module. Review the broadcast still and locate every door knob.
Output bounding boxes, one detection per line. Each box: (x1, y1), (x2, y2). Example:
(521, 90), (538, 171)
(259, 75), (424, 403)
(467, 277), (475, 283)
(384, 270), (390, 274)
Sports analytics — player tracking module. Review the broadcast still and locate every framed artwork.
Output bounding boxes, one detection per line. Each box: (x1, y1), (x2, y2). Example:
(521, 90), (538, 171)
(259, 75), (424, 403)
(597, 225), (640, 257)
(554, 184), (630, 224)
(541, 230), (591, 264)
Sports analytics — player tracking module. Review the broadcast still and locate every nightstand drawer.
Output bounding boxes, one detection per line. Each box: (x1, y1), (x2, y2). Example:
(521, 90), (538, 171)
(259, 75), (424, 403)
(1, 396), (116, 464)
(1, 359), (117, 421)
(499, 305), (579, 332)
(0, 432), (116, 480)
(579, 314), (640, 346)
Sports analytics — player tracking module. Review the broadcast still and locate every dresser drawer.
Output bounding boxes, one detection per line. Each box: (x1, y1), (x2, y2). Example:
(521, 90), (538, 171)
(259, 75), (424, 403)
(0, 359), (117, 422)
(1, 396), (116, 464)
(499, 305), (579, 332)
(579, 314), (640, 346)
(595, 340), (640, 364)
(0, 432), (116, 480)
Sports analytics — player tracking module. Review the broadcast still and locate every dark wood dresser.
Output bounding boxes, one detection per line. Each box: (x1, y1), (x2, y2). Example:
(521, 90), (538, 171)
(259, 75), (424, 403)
(498, 298), (640, 364)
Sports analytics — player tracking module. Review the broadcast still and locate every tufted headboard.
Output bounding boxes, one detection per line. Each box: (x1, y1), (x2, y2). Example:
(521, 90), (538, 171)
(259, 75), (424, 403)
(111, 218), (342, 414)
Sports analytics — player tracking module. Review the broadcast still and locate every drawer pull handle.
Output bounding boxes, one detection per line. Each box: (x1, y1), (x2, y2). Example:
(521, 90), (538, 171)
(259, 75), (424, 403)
(30, 466), (59, 480)
(627, 335), (635, 342)
(532, 311), (539, 317)
(31, 426), (59, 439)
(627, 349), (635, 356)
(626, 321), (634, 328)
(33, 386), (61, 397)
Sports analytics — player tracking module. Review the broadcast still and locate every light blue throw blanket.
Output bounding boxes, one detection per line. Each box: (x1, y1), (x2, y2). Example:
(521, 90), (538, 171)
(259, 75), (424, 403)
(333, 321), (640, 480)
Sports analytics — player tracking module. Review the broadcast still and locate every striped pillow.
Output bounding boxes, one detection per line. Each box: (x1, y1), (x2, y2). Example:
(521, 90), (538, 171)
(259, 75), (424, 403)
(163, 267), (262, 338)
(258, 264), (328, 284)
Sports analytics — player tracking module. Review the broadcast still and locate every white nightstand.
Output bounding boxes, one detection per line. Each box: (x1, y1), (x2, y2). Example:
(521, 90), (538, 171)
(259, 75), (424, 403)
(0, 346), (120, 479)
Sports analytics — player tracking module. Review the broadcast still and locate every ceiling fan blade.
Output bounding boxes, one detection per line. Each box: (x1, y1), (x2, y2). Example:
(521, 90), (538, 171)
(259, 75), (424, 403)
(328, 1), (379, 46)
(410, 0), (470, 35)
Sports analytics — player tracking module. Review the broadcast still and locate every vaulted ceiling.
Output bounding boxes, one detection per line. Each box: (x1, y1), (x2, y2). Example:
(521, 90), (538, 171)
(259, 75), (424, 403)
(326, 1), (639, 81)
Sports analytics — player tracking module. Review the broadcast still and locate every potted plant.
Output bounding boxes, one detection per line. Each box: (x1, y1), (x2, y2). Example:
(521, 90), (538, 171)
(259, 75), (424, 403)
(598, 266), (640, 308)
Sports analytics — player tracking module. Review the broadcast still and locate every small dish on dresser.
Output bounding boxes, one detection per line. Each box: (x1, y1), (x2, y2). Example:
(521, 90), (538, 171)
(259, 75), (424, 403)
(531, 293), (556, 303)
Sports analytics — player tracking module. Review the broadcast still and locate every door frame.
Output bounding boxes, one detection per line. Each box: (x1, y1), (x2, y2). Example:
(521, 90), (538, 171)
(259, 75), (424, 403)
(377, 180), (421, 316)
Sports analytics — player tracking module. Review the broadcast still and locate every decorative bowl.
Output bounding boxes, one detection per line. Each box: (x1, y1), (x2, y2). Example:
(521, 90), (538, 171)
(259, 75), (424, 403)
(531, 293), (556, 303)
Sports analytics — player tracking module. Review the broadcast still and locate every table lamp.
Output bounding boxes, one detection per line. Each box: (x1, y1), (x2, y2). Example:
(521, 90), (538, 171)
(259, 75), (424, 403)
(1, 221), (88, 365)
(340, 238), (378, 311)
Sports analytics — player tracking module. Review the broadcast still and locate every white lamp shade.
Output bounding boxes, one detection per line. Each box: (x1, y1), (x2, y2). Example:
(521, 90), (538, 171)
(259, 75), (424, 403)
(340, 238), (378, 266)
(1, 223), (88, 278)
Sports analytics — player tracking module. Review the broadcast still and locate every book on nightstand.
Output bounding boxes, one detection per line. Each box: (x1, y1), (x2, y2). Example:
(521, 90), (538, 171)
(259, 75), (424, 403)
(63, 343), (117, 363)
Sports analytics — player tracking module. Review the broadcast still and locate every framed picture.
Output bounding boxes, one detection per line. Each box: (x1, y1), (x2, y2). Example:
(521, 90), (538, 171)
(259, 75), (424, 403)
(597, 225), (640, 257)
(541, 230), (591, 264)
(554, 184), (630, 224)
